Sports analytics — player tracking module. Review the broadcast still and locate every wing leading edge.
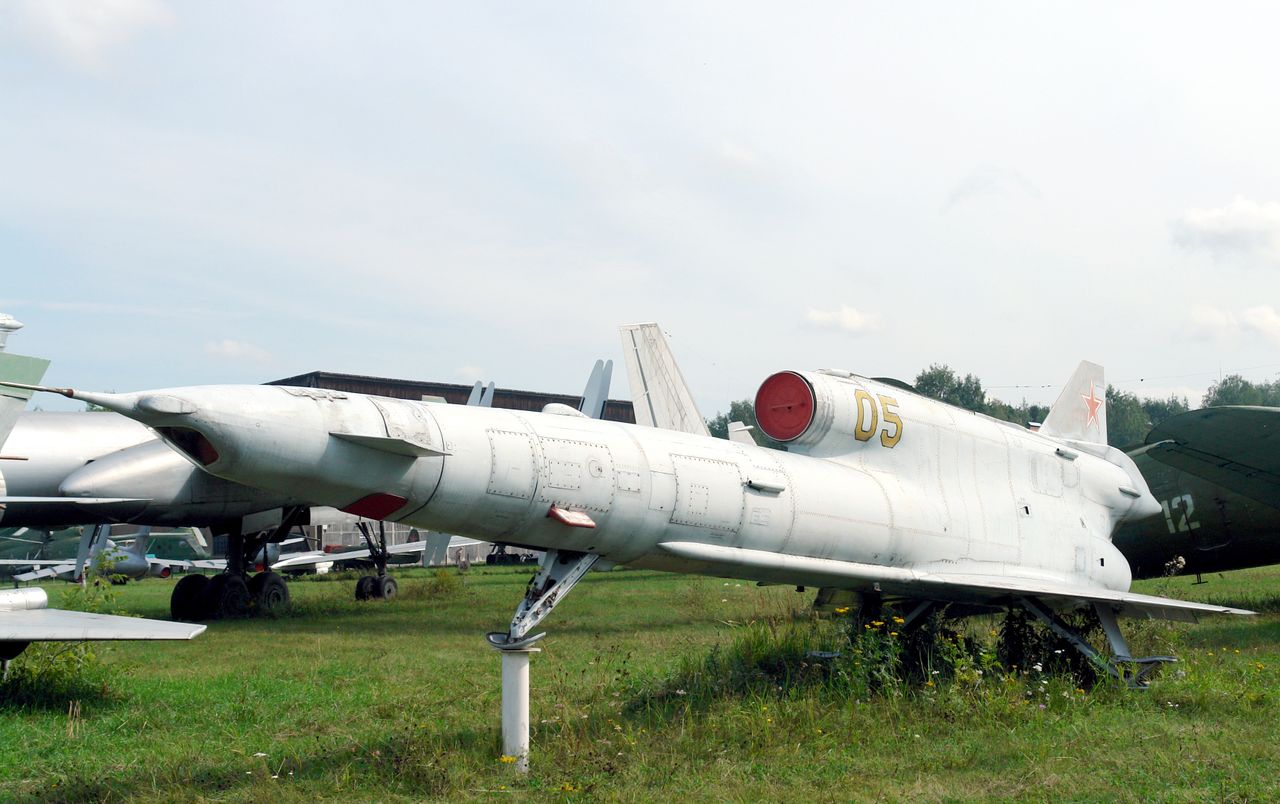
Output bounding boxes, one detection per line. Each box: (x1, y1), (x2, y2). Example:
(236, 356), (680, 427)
(658, 541), (1251, 623)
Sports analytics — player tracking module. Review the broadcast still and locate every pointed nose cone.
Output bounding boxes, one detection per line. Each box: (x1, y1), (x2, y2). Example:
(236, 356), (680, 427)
(76, 390), (199, 421)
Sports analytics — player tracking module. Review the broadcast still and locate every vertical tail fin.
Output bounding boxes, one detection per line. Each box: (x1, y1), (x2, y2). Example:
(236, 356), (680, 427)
(578, 359), (613, 420)
(128, 526), (153, 558)
(619, 322), (709, 436)
(1038, 361), (1107, 445)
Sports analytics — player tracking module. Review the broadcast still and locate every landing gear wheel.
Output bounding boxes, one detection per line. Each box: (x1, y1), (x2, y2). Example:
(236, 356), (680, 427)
(171, 574), (210, 621)
(355, 575), (375, 601)
(374, 576), (398, 600)
(203, 574), (251, 619)
(250, 571), (290, 614)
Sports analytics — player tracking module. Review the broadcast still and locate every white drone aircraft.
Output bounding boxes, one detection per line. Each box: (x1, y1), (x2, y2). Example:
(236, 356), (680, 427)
(3, 328), (1249, 686)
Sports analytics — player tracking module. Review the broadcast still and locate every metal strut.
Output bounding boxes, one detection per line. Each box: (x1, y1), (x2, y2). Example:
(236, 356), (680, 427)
(1018, 597), (1176, 689)
(228, 506), (308, 578)
(355, 521), (391, 578)
(486, 549), (600, 650)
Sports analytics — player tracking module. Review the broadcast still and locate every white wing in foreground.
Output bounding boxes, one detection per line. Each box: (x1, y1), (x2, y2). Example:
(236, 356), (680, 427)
(658, 542), (1252, 623)
(0, 608), (206, 642)
(0, 588), (205, 642)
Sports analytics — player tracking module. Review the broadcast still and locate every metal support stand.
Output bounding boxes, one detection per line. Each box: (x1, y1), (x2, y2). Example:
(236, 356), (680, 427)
(1018, 597), (1175, 689)
(493, 646), (540, 773)
(486, 549), (600, 650)
(73, 524), (110, 585)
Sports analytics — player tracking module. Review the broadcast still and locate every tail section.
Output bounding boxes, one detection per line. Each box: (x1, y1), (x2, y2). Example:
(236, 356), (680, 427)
(0, 351), (51, 448)
(1038, 361), (1107, 445)
(619, 323), (709, 437)
(128, 526), (153, 558)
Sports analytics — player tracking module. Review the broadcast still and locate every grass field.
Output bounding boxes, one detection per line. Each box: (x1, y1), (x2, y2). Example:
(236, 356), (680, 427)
(3, 564), (1279, 802)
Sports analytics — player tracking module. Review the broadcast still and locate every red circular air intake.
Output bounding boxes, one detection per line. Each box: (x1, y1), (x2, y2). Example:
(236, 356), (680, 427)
(754, 371), (816, 442)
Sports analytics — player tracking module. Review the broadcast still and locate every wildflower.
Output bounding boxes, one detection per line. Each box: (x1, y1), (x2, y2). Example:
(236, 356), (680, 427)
(889, 631), (899, 637)
(499, 755), (517, 764)
(892, 616), (905, 624)
(1208, 651), (1214, 657)
(1032, 663), (1043, 672)
(871, 620), (885, 627)
(253, 752), (267, 758)
(1256, 662), (1266, 670)
(931, 670), (940, 675)
(925, 680), (934, 687)
(834, 607), (850, 615)
(675, 688), (687, 696)
(560, 783), (579, 792)
(1038, 704), (1046, 710)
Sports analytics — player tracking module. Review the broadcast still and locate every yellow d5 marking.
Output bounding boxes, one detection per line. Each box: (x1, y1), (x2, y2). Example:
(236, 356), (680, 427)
(853, 391), (903, 448)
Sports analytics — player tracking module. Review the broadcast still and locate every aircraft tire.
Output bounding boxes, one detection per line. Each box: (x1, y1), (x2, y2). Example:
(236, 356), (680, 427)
(220, 575), (252, 619)
(254, 572), (290, 613)
(375, 576), (398, 600)
(355, 575), (375, 601)
(171, 574), (210, 621)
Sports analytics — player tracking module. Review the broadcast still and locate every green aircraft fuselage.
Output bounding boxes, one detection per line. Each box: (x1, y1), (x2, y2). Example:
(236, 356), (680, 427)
(1115, 447), (1280, 579)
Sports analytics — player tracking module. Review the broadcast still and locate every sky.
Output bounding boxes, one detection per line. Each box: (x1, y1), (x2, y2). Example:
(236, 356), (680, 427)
(2, 1), (1279, 416)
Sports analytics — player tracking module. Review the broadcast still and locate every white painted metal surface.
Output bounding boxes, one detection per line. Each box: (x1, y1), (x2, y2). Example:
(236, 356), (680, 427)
(497, 647), (539, 773)
(35, 369), (1247, 624)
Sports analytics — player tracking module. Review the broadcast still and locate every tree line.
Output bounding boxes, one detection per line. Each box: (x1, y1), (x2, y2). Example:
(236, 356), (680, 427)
(707, 366), (1280, 450)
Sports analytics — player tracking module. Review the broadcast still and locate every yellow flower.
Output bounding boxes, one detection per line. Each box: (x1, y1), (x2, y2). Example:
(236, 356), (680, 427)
(499, 755), (517, 764)
(889, 632), (898, 637)
(892, 616), (905, 624)
(871, 620), (885, 627)
(925, 680), (934, 687)
(834, 607), (850, 615)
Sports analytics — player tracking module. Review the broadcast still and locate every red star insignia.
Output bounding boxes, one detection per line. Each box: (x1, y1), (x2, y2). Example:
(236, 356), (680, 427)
(1081, 383), (1103, 429)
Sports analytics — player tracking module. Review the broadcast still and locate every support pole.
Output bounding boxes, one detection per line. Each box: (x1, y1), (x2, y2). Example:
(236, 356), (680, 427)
(495, 646), (539, 773)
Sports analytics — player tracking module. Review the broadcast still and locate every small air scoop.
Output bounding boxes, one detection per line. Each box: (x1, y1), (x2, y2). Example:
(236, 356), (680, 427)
(156, 427), (220, 466)
(754, 371), (815, 442)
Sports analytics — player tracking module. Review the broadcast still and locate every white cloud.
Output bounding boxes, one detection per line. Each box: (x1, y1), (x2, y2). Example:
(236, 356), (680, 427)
(1241, 305), (1280, 347)
(805, 305), (880, 335)
(10, 0), (172, 71)
(1188, 303), (1240, 341)
(1187, 303), (1280, 347)
(204, 339), (272, 365)
(943, 165), (1041, 212)
(1172, 197), (1280, 263)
